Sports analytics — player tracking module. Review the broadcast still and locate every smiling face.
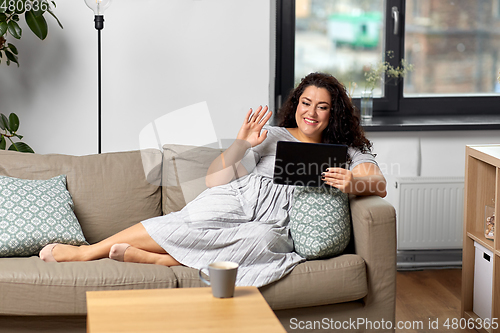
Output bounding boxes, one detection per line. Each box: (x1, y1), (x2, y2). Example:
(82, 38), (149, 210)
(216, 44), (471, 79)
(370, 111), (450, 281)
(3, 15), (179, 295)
(293, 85), (331, 143)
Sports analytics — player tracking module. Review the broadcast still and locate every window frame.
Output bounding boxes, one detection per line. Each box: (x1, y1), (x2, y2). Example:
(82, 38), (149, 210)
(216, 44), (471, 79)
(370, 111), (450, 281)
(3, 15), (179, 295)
(275, 0), (500, 119)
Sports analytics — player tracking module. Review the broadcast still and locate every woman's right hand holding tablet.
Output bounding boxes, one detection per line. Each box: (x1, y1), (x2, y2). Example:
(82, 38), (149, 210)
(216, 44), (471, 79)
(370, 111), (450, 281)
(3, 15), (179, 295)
(236, 106), (272, 148)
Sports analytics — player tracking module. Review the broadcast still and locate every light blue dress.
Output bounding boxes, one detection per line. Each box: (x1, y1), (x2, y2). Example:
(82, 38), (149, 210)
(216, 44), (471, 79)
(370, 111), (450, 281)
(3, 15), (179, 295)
(142, 126), (377, 287)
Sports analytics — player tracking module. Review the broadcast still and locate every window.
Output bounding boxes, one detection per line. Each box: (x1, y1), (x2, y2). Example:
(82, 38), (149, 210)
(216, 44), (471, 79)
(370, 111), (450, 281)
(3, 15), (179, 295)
(275, 0), (500, 119)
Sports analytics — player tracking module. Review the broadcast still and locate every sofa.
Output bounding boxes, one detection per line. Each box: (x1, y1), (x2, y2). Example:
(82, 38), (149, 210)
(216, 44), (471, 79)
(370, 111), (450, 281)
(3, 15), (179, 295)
(0, 145), (396, 333)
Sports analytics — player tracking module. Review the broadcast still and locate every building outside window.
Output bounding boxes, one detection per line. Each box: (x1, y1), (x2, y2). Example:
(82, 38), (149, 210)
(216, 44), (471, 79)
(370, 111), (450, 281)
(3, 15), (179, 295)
(277, 0), (500, 118)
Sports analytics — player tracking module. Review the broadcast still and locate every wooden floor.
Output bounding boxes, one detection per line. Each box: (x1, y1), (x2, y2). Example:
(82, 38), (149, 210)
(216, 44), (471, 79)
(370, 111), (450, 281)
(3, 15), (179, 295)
(396, 268), (476, 333)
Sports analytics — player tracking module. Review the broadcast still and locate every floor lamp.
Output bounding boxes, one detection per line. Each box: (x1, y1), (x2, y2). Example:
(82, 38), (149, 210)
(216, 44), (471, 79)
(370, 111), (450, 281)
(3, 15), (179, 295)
(84, 0), (112, 154)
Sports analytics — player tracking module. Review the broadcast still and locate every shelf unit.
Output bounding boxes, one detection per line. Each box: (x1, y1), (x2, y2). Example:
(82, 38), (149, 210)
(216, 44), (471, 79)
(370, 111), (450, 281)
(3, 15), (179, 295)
(462, 145), (500, 333)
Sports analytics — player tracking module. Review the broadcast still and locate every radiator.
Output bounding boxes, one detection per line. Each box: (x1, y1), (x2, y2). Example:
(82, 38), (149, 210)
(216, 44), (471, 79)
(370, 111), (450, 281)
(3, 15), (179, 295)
(395, 177), (464, 251)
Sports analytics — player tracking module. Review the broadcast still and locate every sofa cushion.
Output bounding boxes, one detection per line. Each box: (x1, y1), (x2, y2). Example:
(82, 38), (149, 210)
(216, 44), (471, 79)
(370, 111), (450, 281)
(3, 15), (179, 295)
(0, 257), (177, 316)
(290, 186), (351, 260)
(162, 144), (222, 214)
(259, 254), (367, 310)
(170, 265), (207, 288)
(0, 150), (162, 244)
(168, 254), (367, 310)
(0, 175), (88, 257)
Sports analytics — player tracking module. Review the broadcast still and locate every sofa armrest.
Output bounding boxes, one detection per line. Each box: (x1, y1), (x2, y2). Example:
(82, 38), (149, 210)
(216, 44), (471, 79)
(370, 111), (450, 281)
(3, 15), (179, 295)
(349, 195), (396, 323)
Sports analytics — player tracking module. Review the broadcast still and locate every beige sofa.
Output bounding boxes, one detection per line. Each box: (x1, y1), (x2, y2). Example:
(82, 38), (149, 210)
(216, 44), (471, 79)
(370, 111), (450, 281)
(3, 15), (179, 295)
(0, 146), (396, 333)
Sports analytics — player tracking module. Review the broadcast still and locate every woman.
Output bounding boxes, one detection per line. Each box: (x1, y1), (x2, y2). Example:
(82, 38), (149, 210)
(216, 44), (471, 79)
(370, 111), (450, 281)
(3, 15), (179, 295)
(40, 73), (386, 287)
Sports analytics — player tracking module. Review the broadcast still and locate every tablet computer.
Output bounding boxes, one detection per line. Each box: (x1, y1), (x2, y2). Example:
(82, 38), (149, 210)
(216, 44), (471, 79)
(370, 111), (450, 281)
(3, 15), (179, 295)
(273, 141), (348, 187)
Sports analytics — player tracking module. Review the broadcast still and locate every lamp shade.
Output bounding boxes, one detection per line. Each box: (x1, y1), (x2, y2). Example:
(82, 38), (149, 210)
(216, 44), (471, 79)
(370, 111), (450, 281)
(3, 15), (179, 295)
(84, 0), (112, 15)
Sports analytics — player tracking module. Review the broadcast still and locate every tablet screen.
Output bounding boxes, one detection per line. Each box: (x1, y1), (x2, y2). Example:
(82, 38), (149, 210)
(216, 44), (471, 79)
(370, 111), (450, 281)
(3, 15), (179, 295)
(273, 141), (348, 187)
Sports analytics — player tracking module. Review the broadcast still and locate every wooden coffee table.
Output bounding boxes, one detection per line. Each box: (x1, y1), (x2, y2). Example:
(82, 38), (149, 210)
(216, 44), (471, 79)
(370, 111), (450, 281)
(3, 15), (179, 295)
(86, 286), (286, 333)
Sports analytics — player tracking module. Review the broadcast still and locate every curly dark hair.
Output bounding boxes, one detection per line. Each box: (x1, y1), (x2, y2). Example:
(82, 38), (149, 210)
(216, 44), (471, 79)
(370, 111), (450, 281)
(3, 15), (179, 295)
(277, 72), (372, 153)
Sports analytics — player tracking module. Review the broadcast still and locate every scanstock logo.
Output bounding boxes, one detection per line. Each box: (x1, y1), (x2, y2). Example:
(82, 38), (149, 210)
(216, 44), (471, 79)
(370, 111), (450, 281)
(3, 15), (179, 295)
(138, 102), (255, 207)
(138, 101), (219, 185)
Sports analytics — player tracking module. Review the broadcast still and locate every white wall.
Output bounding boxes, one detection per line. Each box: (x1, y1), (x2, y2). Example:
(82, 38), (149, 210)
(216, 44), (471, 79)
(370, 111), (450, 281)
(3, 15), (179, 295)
(368, 130), (500, 208)
(0, 0), (273, 155)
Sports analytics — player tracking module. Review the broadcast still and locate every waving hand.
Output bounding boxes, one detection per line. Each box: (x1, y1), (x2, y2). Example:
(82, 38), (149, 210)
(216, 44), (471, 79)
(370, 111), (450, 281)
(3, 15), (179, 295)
(236, 106), (273, 147)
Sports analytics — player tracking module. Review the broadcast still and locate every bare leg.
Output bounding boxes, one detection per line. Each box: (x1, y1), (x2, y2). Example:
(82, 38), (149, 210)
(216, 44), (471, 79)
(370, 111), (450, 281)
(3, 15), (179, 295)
(113, 245), (182, 266)
(45, 223), (167, 262)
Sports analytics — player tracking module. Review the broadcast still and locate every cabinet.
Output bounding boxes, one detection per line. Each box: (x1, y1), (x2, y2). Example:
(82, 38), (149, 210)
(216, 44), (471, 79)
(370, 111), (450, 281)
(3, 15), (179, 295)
(462, 145), (500, 333)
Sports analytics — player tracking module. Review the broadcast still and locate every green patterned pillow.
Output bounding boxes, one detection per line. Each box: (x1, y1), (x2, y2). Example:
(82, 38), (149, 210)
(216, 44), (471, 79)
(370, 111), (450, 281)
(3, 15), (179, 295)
(0, 175), (88, 257)
(290, 186), (351, 260)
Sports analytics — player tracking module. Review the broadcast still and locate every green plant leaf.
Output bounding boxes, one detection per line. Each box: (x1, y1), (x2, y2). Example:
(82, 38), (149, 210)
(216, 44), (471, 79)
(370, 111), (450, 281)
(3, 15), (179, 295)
(9, 113), (19, 132)
(4, 49), (19, 66)
(0, 113), (9, 131)
(26, 10), (47, 40)
(7, 43), (18, 54)
(8, 141), (34, 153)
(13, 133), (23, 140)
(7, 20), (22, 39)
(31, 1), (43, 17)
(0, 21), (7, 36)
(0, 113), (10, 132)
(32, 9), (43, 17)
(0, 13), (7, 21)
(0, 135), (5, 150)
(47, 9), (62, 29)
(14, 0), (26, 14)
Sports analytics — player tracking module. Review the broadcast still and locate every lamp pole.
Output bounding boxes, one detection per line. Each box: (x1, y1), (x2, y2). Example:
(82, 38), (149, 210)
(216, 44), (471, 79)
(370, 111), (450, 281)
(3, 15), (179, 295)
(96, 15), (103, 154)
(84, 0), (112, 154)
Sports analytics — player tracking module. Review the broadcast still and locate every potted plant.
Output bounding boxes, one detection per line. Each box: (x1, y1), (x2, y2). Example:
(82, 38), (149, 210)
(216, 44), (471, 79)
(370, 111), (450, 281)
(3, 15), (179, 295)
(0, 1), (62, 153)
(360, 51), (414, 121)
(0, 0), (62, 66)
(0, 112), (34, 152)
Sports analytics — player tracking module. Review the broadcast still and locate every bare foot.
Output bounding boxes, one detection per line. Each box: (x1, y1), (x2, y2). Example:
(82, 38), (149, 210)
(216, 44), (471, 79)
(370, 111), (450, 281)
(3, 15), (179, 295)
(109, 243), (131, 262)
(40, 244), (89, 262)
(39, 244), (59, 262)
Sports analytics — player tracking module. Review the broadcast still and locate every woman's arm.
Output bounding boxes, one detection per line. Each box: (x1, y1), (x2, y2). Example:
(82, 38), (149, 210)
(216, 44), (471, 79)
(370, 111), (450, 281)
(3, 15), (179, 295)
(205, 140), (251, 188)
(205, 106), (272, 188)
(322, 162), (387, 197)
